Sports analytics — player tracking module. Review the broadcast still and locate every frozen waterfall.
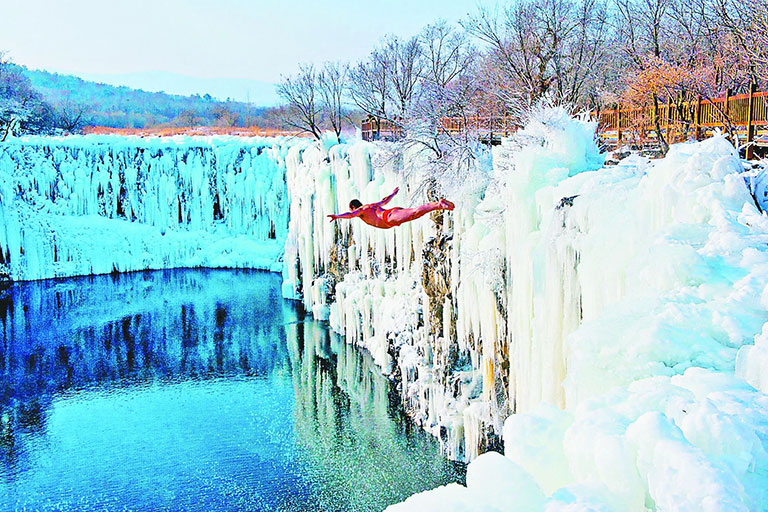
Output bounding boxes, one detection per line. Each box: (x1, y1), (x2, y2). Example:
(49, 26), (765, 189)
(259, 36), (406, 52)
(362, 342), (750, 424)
(0, 135), (292, 280)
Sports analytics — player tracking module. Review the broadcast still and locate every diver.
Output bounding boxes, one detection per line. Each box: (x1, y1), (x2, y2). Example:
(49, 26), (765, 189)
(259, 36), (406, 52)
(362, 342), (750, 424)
(328, 187), (454, 229)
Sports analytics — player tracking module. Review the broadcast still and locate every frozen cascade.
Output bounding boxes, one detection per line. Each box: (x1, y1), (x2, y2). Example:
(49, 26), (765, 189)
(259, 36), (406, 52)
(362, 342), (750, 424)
(281, 112), (614, 460)
(0, 135), (293, 280)
(281, 138), (473, 457)
(282, 110), (768, 510)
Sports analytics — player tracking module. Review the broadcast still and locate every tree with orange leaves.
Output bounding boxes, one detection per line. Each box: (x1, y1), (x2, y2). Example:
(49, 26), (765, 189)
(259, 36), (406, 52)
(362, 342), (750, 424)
(612, 0), (758, 152)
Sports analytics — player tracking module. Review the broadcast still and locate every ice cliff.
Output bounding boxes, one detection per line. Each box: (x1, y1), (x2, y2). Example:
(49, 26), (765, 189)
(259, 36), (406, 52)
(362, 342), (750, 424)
(281, 111), (768, 510)
(0, 135), (291, 280)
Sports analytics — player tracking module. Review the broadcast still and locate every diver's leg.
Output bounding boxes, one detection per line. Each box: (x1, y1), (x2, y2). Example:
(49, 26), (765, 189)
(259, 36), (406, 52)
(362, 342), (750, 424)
(386, 202), (446, 226)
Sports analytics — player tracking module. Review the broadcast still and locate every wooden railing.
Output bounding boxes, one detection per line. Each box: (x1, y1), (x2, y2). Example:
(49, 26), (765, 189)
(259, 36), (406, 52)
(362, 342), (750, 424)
(361, 85), (768, 158)
(596, 84), (768, 158)
(361, 116), (518, 143)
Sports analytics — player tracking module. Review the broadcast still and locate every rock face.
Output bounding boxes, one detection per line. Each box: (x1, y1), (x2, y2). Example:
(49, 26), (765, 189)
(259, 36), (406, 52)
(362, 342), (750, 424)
(421, 233), (451, 341)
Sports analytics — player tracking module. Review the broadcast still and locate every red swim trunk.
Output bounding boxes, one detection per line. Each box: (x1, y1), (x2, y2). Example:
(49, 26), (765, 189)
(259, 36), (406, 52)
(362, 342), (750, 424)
(383, 207), (403, 226)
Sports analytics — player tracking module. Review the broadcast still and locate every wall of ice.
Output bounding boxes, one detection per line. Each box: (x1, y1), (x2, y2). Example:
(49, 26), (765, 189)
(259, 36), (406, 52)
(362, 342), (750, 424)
(281, 112), (614, 459)
(281, 138), (474, 456)
(282, 110), (768, 510)
(0, 135), (294, 280)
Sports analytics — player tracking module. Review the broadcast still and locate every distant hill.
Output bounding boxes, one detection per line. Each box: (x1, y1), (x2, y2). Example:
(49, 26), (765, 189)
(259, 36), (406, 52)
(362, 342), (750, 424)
(78, 70), (280, 105)
(12, 64), (278, 129)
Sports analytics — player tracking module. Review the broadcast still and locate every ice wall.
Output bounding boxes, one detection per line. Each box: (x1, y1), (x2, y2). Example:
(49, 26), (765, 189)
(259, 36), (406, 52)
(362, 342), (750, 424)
(281, 112), (610, 459)
(0, 135), (294, 280)
(282, 111), (768, 510)
(281, 139), (477, 458)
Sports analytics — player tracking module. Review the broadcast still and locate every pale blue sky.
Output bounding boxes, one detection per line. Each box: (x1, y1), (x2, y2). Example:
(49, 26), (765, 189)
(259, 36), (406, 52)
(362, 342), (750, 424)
(3, 0), (491, 82)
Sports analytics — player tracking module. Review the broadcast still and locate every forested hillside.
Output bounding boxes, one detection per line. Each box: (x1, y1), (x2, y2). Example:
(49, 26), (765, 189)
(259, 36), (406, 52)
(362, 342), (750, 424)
(1, 61), (284, 137)
(17, 64), (273, 128)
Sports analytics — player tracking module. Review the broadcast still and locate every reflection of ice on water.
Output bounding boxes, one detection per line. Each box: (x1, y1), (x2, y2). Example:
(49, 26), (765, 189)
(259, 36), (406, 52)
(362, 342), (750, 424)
(287, 319), (465, 511)
(1, 269), (296, 401)
(0, 269), (462, 512)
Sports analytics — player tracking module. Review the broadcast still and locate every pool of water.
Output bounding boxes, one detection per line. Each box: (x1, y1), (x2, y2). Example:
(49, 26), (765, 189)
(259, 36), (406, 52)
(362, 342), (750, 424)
(0, 269), (464, 512)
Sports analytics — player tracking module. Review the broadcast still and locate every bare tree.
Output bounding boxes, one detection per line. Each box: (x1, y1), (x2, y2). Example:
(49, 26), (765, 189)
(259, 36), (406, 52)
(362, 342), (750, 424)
(318, 61), (348, 143)
(667, 0), (753, 124)
(394, 23), (488, 202)
(464, 0), (609, 109)
(347, 35), (423, 137)
(277, 64), (322, 139)
(613, 0), (675, 151)
(385, 35), (424, 121)
(420, 21), (475, 89)
(56, 99), (90, 133)
(714, 0), (768, 81)
(558, 0), (611, 107)
(348, 48), (391, 133)
(405, 22), (479, 158)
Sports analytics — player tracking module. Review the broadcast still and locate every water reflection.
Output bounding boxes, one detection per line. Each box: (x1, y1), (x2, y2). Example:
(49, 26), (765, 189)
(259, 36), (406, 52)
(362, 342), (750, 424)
(288, 321), (464, 511)
(0, 269), (463, 511)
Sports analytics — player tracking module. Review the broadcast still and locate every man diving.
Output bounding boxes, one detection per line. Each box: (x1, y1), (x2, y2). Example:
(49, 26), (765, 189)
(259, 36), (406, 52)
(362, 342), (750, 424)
(327, 187), (454, 229)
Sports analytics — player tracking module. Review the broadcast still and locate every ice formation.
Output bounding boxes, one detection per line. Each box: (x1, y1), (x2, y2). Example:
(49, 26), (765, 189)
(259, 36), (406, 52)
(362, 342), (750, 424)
(2, 108), (768, 510)
(280, 110), (768, 510)
(0, 135), (294, 280)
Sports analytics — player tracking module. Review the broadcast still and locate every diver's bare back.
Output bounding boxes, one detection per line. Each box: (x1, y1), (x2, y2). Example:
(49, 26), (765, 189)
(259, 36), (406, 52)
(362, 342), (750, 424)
(354, 204), (395, 229)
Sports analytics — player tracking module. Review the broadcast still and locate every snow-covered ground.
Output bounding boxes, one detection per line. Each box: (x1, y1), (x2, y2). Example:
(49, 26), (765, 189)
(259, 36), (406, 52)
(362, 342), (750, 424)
(2, 113), (768, 510)
(0, 135), (297, 280)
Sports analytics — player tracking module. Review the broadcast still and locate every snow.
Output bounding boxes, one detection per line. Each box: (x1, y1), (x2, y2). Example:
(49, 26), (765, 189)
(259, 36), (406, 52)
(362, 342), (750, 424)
(738, 322), (768, 393)
(0, 135), (293, 280)
(387, 451), (546, 512)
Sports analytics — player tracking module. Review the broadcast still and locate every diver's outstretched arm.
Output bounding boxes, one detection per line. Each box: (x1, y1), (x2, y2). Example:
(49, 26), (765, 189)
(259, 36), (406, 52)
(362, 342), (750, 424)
(328, 210), (360, 221)
(375, 187), (399, 207)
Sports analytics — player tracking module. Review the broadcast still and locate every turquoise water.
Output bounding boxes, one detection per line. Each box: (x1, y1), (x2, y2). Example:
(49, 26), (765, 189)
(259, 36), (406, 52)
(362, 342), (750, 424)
(0, 270), (463, 512)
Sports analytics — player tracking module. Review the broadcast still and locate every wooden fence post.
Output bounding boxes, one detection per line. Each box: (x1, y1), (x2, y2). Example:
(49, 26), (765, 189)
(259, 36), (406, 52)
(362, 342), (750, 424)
(724, 88), (733, 149)
(666, 96), (672, 143)
(642, 105), (648, 141)
(617, 105), (623, 144)
(489, 116), (494, 145)
(747, 82), (757, 160)
(695, 96), (702, 141)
